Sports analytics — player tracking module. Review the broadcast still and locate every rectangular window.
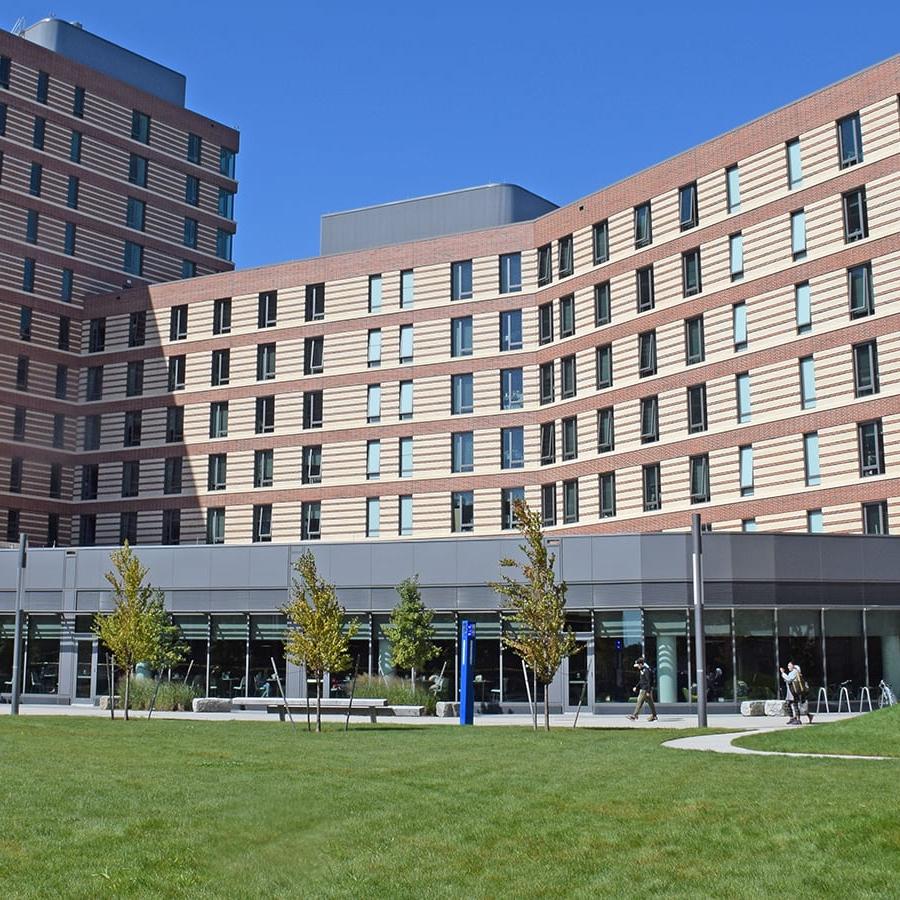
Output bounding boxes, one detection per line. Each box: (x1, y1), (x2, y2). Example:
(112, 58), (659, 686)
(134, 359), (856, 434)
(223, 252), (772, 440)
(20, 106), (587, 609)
(596, 344), (612, 389)
(58, 316), (70, 350)
(399, 437), (413, 478)
(682, 248), (702, 296)
(594, 282), (611, 326)
(123, 241), (143, 276)
(208, 454), (227, 491)
(842, 188), (868, 242)
(853, 341), (879, 397)
(500, 310), (523, 351)
(170, 305), (188, 341)
(305, 283), (325, 320)
(29, 162), (42, 196)
(848, 263), (875, 318)
(451, 491), (474, 533)
(209, 401), (229, 438)
(791, 209), (807, 260)
(304, 336), (324, 375)
(599, 472), (616, 518)
(687, 384), (707, 434)
(643, 464), (661, 511)
(254, 449), (274, 488)
(36, 70), (49, 103)
(807, 509), (823, 534)
(257, 396), (277, 433)
(16, 356), (29, 391)
(399, 324), (414, 363)
(187, 133), (202, 164)
(73, 86), (85, 118)
(799, 356), (816, 409)
(451, 431), (474, 473)
(541, 484), (557, 527)
(67, 176), (79, 208)
(742, 519), (756, 533)
(640, 395), (659, 444)
(86, 365), (103, 400)
(837, 113), (863, 168)
(368, 274), (382, 312)
(64, 222), (76, 256)
(220, 147), (236, 178)
(563, 479), (579, 523)
(49, 463), (61, 499)
(366, 497), (381, 538)
(730, 232), (744, 281)
(634, 202), (652, 248)
(736, 372), (751, 423)
(257, 343), (276, 381)
(126, 360), (144, 397)
(726, 165), (741, 213)
(863, 501), (888, 535)
(302, 392), (321, 429)
(795, 282), (811, 334)
(501, 426), (525, 469)
(367, 329), (382, 367)
(183, 218), (198, 248)
(128, 154), (148, 187)
(859, 420), (885, 477)
(60, 268), (73, 301)
(301, 502), (321, 541)
(399, 381), (413, 420)
(23, 258), (35, 293)
(537, 244), (552, 286)
(131, 110), (151, 143)
(804, 432), (821, 486)
(0, 102), (5, 135)
(638, 331), (657, 377)
(740, 445), (754, 496)
(685, 315), (705, 365)
(451, 374), (473, 415)
(501, 368), (524, 409)
(636, 265), (654, 312)
(78, 514), (96, 547)
(498, 252), (522, 294)
(538, 302), (554, 344)
(539, 362), (555, 405)
(562, 416), (578, 461)
(213, 298), (232, 335)
(451, 316), (473, 357)
(19, 306), (32, 340)
(451, 260), (473, 300)
(367, 384), (382, 422)
(207, 508), (225, 545)
(558, 234), (574, 277)
(25, 209), (38, 244)
(690, 454), (710, 504)
(559, 295), (575, 338)
(81, 465), (99, 500)
(13, 407), (26, 441)
(252, 505), (272, 543)
(400, 269), (414, 308)
(560, 356), (576, 399)
(165, 406), (184, 443)
(540, 422), (556, 465)
(597, 407), (614, 453)
(592, 220), (609, 264)
(70, 131), (82, 163)
(733, 302), (748, 350)
(258, 290), (278, 327)
(0, 56), (10, 89)
(126, 197), (146, 231)
(185, 174), (200, 206)
(399, 495), (413, 536)
(211, 349), (230, 386)
(787, 138), (803, 188)
(33, 116), (45, 150)
(302, 446), (322, 484)
(679, 182), (698, 230)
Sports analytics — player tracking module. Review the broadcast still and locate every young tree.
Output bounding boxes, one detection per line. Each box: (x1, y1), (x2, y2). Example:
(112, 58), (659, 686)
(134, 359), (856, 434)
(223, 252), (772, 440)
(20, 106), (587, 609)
(383, 576), (439, 689)
(93, 542), (170, 720)
(283, 549), (358, 732)
(490, 500), (576, 731)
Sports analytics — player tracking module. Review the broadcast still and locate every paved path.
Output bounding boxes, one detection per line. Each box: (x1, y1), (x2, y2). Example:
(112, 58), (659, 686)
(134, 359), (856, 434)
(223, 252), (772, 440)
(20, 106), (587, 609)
(664, 728), (893, 761)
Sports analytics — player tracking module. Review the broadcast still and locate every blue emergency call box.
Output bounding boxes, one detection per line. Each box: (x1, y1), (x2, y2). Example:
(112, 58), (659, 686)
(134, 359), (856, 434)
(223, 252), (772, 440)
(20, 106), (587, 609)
(459, 619), (476, 725)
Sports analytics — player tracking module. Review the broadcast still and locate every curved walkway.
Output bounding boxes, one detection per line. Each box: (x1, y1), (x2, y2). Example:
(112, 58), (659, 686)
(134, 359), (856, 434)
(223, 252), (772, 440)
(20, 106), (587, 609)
(663, 729), (893, 761)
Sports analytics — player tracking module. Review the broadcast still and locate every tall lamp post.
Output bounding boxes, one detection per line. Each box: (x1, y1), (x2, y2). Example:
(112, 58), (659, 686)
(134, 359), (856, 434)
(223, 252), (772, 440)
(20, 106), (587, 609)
(10, 534), (28, 715)
(691, 515), (707, 728)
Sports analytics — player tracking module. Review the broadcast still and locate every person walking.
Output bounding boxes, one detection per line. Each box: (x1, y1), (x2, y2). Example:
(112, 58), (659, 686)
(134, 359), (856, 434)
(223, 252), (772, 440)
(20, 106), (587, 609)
(780, 661), (812, 724)
(793, 663), (813, 724)
(626, 657), (658, 722)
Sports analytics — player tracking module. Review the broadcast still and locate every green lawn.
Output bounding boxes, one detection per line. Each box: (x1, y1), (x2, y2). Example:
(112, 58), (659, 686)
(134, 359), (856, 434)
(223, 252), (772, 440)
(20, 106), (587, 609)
(735, 704), (900, 758)
(0, 717), (898, 898)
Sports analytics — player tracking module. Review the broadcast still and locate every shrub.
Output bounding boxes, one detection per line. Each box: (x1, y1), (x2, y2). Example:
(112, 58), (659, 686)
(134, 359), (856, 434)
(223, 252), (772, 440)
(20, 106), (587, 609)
(349, 673), (438, 715)
(125, 677), (199, 711)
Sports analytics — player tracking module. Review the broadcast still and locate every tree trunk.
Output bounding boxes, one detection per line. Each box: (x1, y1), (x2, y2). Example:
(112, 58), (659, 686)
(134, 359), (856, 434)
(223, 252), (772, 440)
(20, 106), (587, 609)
(411, 667), (416, 691)
(315, 675), (322, 733)
(109, 655), (115, 720)
(123, 668), (131, 722)
(543, 682), (550, 732)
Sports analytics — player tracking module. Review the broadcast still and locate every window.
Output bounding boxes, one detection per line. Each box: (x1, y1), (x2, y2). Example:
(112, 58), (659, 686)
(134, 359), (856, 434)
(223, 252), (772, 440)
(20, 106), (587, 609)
(682, 248), (702, 296)
(795, 282), (811, 334)
(853, 341), (879, 397)
(220, 147), (236, 178)
(22, 257), (35, 293)
(451, 432), (474, 473)
(636, 266), (654, 312)
(399, 381), (413, 420)
(128, 154), (148, 187)
(803, 432), (821, 486)
(64, 222), (76, 256)
(807, 509), (823, 534)
(562, 416), (578, 461)
(213, 298), (231, 335)
(305, 283), (325, 320)
(729, 233), (744, 281)
(501, 368), (524, 409)
(0, 102), (5, 135)
(451, 260), (473, 300)
(791, 209), (807, 260)
(208, 454), (227, 491)
(679, 182), (698, 230)
(301, 502), (321, 541)
(216, 229), (233, 262)
(0, 56), (10, 88)
(597, 407), (614, 453)
(742, 519), (756, 533)
(19, 306), (32, 341)
(7, 511), (20, 544)
(126, 360), (144, 397)
(848, 263), (874, 318)
(33, 116), (45, 149)
(736, 372), (751, 423)
(540, 422), (556, 465)
(302, 392), (321, 429)
(185, 174), (200, 206)
(29, 163), (42, 196)
(451, 316), (473, 357)
(593, 282), (611, 327)
(685, 316), (705, 365)
(35, 70), (49, 103)
(399, 437), (413, 478)
(559, 295), (575, 338)
(634, 202), (652, 248)
(599, 471), (617, 518)
(399, 496), (413, 536)
(302, 446), (322, 484)
(859, 420), (885, 477)
(168, 305), (187, 342)
(78, 514), (96, 547)
(500, 310), (523, 351)
(304, 336), (324, 374)
(125, 196), (146, 231)
(9, 457), (22, 493)
(799, 356), (816, 409)
(368, 274), (382, 312)
(367, 384), (382, 422)
(366, 498), (381, 538)
(164, 457), (183, 495)
(207, 508), (225, 545)
(687, 384), (707, 434)
(733, 302), (748, 350)
(541, 484), (557, 527)
(257, 343), (276, 381)
(187, 133), (202, 163)
(131, 110), (151, 143)
(501, 487), (526, 530)
(596, 345), (612, 389)
(564, 353), (578, 400)
(254, 449), (274, 488)
(81, 464), (99, 500)
(60, 268), (73, 301)
(538, 302), (554, 344)
(367, 329), (382, 367)
(558, 234), (574, 277)
(451, 374), (473, 415)
(837, 113), (863, 168)
(400, 270), (414, 308)
(592, 220), (609, 264)
(13, 407), (25, 441)
(499, 252), (522, 293)
(862, 501), (888, 535)
(640, 395), (659, 443)
(451, 491), (474, 533)
(539, 362), (555, 404)
(537, 244), (552, 286)
(501, 427), (525, 469)
(787, 138), (803, 189)
(67, 176), (79, 208)
(252, 505), (272, 543)
(73, 86), (85, 118)
(740, 445), (754, 496)
(211, 349), (230, 386)
(58, 317), (70, 350)
(643, 464), (661, 511)
(726, 165), (741, 213)
(209, 401), (228, 438)
(258, 290), (277, 327)
(25, 210), (39, 244)
(257, 395), (277, 433)
(49, 463), (61, 499)
(86, 365), (103, 400)
(16, 356), (29, 391)
(638, 331), (657, 377)
(690, 454), (710, 504)
(183, 218), (198, 248)
(842, 188), (868, 242)
(165, 406), (184, 443)
(399, 324), (414, 363)
(123, 241), (143, 276)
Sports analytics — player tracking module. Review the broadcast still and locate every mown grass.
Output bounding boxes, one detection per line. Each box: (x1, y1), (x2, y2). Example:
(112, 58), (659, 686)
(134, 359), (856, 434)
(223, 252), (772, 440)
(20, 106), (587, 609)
(0, 716), (898, 898)
(736, 704), (900, 757)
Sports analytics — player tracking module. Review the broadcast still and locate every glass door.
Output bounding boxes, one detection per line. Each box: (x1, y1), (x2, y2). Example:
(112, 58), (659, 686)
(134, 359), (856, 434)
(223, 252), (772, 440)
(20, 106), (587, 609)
(565, 639), (593, 710)
(74, 639), (95, 702)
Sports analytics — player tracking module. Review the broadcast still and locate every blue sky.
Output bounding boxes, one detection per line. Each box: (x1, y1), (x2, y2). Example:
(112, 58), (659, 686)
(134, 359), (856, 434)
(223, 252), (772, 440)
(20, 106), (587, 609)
(10, 2), (900, 268)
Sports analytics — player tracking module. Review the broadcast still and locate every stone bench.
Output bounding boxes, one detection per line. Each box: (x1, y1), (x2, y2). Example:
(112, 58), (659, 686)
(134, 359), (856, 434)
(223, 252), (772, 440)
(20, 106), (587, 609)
(740, 699), (791, 717)
(191, 697), (233, 713)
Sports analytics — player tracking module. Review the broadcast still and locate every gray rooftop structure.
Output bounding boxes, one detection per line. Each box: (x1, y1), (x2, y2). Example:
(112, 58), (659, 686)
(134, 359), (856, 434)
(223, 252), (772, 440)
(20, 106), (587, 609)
(320, 183), (558, 255)
(20, 18), (187, 107)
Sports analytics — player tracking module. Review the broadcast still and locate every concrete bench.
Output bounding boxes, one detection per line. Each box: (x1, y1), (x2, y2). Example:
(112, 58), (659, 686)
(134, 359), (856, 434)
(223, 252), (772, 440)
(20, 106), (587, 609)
(265, 699), (425, 722)
(740, 700), (791, 717)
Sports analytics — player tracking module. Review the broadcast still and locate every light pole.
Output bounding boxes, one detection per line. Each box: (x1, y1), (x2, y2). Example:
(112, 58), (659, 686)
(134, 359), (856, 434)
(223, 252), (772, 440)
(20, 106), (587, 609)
(10, 533), (28, 715)
(691, 515), (707, 728)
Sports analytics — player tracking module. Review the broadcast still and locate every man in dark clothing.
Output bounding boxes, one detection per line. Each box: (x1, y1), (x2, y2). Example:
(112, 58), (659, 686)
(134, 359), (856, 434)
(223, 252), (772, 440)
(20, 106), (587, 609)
(626, 657), (658, 722)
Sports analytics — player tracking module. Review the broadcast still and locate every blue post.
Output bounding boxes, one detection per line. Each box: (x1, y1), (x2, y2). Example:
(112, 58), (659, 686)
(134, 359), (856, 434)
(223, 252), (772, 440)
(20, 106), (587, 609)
(459, 619), (476, 725)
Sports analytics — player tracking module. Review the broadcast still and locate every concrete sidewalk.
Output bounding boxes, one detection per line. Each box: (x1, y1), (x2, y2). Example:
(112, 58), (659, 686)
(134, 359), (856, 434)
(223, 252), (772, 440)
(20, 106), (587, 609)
(664, 729), (894, 760)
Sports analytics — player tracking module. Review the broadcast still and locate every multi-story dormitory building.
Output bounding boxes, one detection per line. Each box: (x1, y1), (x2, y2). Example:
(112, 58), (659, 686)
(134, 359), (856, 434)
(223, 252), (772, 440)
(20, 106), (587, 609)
(0, 19), (239, 547)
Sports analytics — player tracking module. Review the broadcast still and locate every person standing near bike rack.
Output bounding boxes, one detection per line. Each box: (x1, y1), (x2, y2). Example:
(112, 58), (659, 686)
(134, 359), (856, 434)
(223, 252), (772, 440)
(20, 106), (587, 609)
(780, 661), (813, 725)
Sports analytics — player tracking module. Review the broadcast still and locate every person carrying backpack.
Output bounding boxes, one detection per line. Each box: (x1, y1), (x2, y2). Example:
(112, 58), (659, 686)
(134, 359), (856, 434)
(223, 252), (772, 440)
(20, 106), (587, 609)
(780, 661), (813, 725)
(626, 657), (658, 722)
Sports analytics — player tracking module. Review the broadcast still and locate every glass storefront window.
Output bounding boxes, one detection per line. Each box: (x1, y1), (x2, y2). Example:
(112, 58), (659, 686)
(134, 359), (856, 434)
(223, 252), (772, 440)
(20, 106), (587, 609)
(644, 610), (689, 703)
(824, 610), (865, 699)
(595, 610), (643, 702)
(470, 615), (501, 710)
(426, 616), (457, 701)
(777, 609), (822, 696)
(734, 609), (776, 700)
(703, 609), (734, 702)
(329, 616), (370, 698)
(25, 615), (62, 694)
(865, 609), (900, 691)
(209, 614), (247, 698)
(1, 615), (14, 698)
(173, 615), (209, 694)
(250, 614), (286, 698)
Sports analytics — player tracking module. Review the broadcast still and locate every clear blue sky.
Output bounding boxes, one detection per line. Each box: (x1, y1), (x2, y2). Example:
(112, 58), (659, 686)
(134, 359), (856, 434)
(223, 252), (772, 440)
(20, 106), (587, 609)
(11, 2), (900, 269)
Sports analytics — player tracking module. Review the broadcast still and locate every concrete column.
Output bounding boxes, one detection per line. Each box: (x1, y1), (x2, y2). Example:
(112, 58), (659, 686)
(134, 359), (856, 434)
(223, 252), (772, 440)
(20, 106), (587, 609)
(881, 634), (900, 689)
(657, 634), (678, 703)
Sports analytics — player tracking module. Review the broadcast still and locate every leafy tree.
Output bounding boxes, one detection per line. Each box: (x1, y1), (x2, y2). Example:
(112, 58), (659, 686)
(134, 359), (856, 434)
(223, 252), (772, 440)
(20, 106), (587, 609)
(283, 549), (358, 732)
(93, 542), (175, 720)
(490, 500), (576, 731)
(383, 576), (439, 688)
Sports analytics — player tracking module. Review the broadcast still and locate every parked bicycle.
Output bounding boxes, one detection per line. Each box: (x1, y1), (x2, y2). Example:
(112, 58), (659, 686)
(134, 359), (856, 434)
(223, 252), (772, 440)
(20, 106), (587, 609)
(879, 679), (896, 708)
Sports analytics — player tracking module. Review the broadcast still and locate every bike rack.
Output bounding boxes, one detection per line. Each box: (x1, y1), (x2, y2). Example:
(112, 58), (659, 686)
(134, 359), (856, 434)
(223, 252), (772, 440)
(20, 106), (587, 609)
(815, 686), (829, 714)
(837, 686), (851, 712)
(859, 686), (873, 713)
